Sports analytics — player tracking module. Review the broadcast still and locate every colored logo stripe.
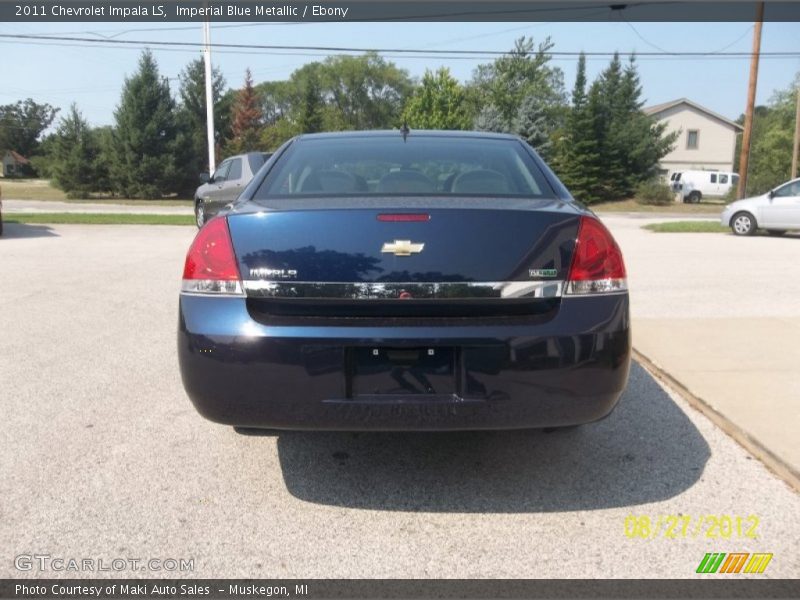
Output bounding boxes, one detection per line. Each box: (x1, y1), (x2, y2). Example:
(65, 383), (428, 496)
(696, 553), (772, 574)
(720, 553), (749, 573)
(697, 553), (726, 573)
(744, 554), (773, 573)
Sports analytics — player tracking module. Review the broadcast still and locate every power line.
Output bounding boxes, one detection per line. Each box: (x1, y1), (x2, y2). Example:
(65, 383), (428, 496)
(2, 37), (797, 64)
(0, 32), (798, 58)
(623, 20), (755, 54)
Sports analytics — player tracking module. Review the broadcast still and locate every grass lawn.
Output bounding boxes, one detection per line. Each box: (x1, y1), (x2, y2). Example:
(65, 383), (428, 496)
(5, 213), (195, 226)
(0, 179), (191, 205)
(594, 198), (724, 214)
(644, 221), (729, 233)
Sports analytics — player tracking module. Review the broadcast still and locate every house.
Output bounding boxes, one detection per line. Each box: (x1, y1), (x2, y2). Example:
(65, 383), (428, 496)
(643, 98), (743, 180)
(1, 150), (30, 177)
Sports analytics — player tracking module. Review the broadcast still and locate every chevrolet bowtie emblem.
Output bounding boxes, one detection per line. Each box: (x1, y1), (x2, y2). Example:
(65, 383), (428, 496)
(381, 240), (425, 256)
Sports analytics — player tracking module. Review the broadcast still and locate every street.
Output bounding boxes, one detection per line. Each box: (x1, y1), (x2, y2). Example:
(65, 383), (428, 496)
(1, 220), (799, 578)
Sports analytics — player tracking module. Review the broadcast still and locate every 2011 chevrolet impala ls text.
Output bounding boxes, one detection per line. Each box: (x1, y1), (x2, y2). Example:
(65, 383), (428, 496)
(177, 130), (631, 431)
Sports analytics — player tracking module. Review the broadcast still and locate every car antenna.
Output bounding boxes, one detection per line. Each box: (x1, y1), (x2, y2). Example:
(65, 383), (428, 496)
(400, 121), (410, 142)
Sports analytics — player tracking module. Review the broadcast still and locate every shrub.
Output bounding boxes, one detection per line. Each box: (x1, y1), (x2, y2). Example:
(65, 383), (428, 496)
(635, 179), (674, 206)
(723, 185), (739, 204)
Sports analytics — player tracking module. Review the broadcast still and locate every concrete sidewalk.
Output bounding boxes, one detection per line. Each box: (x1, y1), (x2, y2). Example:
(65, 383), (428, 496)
(3, 199), (193, 215)
(603, 215), (800, 489)
(634, 318), (800, 486)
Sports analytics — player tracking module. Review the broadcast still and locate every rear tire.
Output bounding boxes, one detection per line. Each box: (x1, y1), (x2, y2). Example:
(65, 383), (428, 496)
(687, 191), (702, 204)
(731, 211), (757, 236)
(195, 198), (205, 228)
(767, 229), (786, 236)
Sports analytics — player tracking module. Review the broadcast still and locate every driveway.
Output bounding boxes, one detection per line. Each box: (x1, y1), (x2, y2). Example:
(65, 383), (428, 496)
(1, 221), (798, 578)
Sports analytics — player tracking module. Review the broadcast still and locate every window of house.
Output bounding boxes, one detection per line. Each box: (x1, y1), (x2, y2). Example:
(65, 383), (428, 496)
(687, 130), (699, 149)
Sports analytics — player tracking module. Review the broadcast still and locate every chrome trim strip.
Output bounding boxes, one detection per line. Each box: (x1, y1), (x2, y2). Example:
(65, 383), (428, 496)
(242, 280), (565, 300)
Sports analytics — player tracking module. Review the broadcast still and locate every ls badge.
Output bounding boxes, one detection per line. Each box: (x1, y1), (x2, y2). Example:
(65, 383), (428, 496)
(381, 240), (425, 257)
(529, 268), (558, 278)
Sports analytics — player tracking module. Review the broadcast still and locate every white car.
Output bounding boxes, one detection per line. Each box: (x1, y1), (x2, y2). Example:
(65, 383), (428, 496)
(721, 178), (800, 236)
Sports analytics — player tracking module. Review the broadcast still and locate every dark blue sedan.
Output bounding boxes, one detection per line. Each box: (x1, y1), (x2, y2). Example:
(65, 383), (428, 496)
(178, 130), (631, 431)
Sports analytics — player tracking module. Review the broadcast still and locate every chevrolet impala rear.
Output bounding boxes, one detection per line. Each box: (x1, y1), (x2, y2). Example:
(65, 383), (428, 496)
(178, 130), (630, 431)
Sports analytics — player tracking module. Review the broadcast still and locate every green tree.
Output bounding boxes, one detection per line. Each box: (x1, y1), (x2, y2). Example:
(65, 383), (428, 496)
(401, 67), (471, 130)
(0, 99), (60, 159)
(260, 117), (301, 151)
(555, 53), (605, 204)
(556, 53), (675, 204)
(226, 68), (263, 154)
(602, 55), (675, 196)
(256, 80), (295, 126)
(298, 71), (325, 133)
(515, 95), (553, 159)
(473, 104), (509, 133)
(177, 58), (232, 174)
(110, 50), (186, 199)
(49, 104), (107, 198)
(739, 73), (799, 195)
(468, 36), (566, 128)
(317, 53), (413, 129)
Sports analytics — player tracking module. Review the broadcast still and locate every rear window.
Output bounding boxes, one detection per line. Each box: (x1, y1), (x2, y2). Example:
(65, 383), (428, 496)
(254, 135), (554, 199)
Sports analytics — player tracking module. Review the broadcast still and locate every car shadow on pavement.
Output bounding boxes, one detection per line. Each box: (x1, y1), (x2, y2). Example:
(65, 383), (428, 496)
(0, 222), (58, 238)
(275, 362), (710, 512)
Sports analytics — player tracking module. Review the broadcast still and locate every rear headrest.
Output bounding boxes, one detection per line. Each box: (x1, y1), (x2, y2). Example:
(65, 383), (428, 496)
(451, 169), (510, 194)
(300, 170), (359, 193)
(377, 170), (436, 193)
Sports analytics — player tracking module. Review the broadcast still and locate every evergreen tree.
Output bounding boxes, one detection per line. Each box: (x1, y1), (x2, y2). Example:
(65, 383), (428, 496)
(401, 68), (472, 130)
(514, 95), (553, 159)
(469, 37), (566, 128)
(298, 72), (325, 133)
(49, 104), (107, 198)
(474, 104), (509, 133)
(555, 53), (604, 203)
(227, 69), (263, 154)
(556, 52), (676, 204)
(177, 58), (231, 175)
(110, 50), (184, 199)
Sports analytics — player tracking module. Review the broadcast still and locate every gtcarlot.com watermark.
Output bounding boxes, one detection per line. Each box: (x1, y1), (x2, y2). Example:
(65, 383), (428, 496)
(15, 554), (194, 573)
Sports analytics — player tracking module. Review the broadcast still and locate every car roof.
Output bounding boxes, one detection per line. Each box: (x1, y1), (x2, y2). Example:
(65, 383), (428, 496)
(294, 129), (522, 142)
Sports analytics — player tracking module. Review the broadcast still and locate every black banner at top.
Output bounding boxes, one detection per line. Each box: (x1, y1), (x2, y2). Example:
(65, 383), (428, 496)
(1, 0), (800, 22)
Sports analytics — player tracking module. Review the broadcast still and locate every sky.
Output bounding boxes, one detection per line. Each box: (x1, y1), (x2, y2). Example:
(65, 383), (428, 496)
(0, 20), (798, 127)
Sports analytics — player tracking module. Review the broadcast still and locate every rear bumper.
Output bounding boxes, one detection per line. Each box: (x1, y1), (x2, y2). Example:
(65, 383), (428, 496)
(178, 294), (631, 431)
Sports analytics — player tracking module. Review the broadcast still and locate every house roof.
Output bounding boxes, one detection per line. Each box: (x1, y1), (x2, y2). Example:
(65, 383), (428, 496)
(643, 98), (744, 131)
(3, 150), (30, 164)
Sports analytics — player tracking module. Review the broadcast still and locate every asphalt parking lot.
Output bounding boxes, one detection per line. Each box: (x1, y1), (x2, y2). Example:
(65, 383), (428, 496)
(1, 220), (799, 578)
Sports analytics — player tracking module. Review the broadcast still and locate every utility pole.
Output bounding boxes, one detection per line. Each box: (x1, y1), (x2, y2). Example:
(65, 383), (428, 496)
(792, 87), (800, 179)
(736, 1), (764, 199)
(203, 18), (216, 174)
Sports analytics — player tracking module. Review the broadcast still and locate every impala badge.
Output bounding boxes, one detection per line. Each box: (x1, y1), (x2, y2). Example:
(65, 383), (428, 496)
(381, 240), (425, 257)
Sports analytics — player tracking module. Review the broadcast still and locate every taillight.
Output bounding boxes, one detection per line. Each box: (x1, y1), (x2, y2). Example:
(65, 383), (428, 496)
(566, 216), (627, 295)
(181, 217), (243, 296)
